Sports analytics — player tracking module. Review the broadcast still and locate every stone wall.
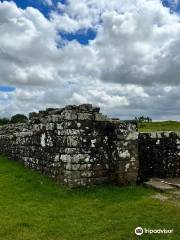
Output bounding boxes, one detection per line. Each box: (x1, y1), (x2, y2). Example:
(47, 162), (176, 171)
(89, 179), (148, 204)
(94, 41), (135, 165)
(2, 105), (180, 187)
(0, 104), (138, 187)
(139, 132), (180, 181)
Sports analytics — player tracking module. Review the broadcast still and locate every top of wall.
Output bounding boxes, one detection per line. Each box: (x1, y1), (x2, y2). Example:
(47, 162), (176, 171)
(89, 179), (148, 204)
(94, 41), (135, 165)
(29, 104), (111, 124)
(0, 104), (138, 136)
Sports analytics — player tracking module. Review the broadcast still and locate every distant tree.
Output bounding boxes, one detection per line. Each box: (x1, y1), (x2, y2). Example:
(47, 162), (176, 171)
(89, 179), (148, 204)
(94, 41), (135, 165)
(11, 114), (28, 124)
(134, 116), (152, 123)
(0, 118), (10, 125)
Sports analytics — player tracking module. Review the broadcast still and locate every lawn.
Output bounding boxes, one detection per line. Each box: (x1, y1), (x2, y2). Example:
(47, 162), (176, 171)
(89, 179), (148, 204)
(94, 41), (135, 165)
(138, 121), (180, 132)
(0, 155), (180, 240)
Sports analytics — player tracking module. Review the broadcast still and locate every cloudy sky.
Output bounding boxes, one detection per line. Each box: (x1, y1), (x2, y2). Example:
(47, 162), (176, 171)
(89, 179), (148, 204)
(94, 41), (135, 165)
(1, 0), (180, 120)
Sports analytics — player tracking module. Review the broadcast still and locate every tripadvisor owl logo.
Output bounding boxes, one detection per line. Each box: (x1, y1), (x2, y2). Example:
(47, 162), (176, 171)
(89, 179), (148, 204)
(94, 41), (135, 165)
(134, 227), (174, 236)
(135, 227), (144, 236)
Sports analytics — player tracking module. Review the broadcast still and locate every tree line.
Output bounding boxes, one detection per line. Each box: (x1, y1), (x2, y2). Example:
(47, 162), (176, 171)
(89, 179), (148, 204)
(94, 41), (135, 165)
(134, 116), (152, 123)
(0, 114), (28, 125)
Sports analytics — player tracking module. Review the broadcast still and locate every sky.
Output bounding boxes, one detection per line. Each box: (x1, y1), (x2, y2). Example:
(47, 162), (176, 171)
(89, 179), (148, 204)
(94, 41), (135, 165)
(1, 0), (180, 120)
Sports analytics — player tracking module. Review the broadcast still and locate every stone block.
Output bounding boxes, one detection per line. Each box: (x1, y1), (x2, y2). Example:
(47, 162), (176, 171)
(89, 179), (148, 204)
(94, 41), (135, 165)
(94, 113), (109, 121)
(66, 135), (80, 147)
(77, 113), (93, 121)
(61, 110), (77, 120)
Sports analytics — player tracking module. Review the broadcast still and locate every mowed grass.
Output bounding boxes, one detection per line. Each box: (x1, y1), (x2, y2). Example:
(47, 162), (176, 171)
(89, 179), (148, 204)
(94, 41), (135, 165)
(0, 155), (180, 240)
(138, 121), (180, 132)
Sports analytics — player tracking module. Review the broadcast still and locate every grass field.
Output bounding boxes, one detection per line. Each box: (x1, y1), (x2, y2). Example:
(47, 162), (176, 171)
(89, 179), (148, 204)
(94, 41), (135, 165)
(138, 121), (180, 132)
(0, 155), (180, 240)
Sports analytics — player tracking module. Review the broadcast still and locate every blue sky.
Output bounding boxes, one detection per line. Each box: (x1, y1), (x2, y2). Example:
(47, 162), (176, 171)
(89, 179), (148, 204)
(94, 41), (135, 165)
(2, 0), (96, 46)
(6, 0), (56, 16)
(6, 0), (180, 15)
(1, 0), (178, 48)
(1, 0), (180, 120)
(6, 0), (180, 16)
(0, 0), (176, 52)
(1, 0), (179, 47)
(162, 0), (180, 12)
(0, 0), (96, 93)
(0, 86), (15, 92)
(6, 0), (67, 17)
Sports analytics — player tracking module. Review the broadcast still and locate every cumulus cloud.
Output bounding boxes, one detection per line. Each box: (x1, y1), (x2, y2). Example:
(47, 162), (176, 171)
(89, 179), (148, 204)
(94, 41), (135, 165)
(50, 0), (180, 85)
(93, 1), (180, 85)
(0, 1), (59, 86)
(1, 0), (180, 120)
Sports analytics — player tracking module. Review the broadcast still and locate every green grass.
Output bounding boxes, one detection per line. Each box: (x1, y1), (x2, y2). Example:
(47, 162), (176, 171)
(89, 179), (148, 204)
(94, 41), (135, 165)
(0, 155), (180, 240)
(138, 121), (180, 132)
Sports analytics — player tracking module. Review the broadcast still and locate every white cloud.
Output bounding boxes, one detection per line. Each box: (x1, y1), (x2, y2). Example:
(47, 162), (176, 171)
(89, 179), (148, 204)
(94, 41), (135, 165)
(1, 0), (180, 120)
(92, 1), (180, 85)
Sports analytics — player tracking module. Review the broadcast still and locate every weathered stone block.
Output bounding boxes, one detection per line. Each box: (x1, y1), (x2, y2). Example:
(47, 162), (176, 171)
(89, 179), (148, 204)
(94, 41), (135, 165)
(66, 136), (79, 147)
(94, 113), (109, 122)
(61, 110), (77, 120)
(77, 113), (93, 121)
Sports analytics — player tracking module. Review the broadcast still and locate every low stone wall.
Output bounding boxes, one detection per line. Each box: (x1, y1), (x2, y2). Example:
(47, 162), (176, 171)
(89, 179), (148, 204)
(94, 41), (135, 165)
(0, 104), (138, 187)
(2, 105), (180, 187)
(139, 132), (180, 181)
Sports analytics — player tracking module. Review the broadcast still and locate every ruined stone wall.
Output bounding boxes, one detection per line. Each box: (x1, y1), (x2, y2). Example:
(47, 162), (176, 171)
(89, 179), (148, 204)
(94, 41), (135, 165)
(139, 132), (180, 181)
(0, 104), (138, 187)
